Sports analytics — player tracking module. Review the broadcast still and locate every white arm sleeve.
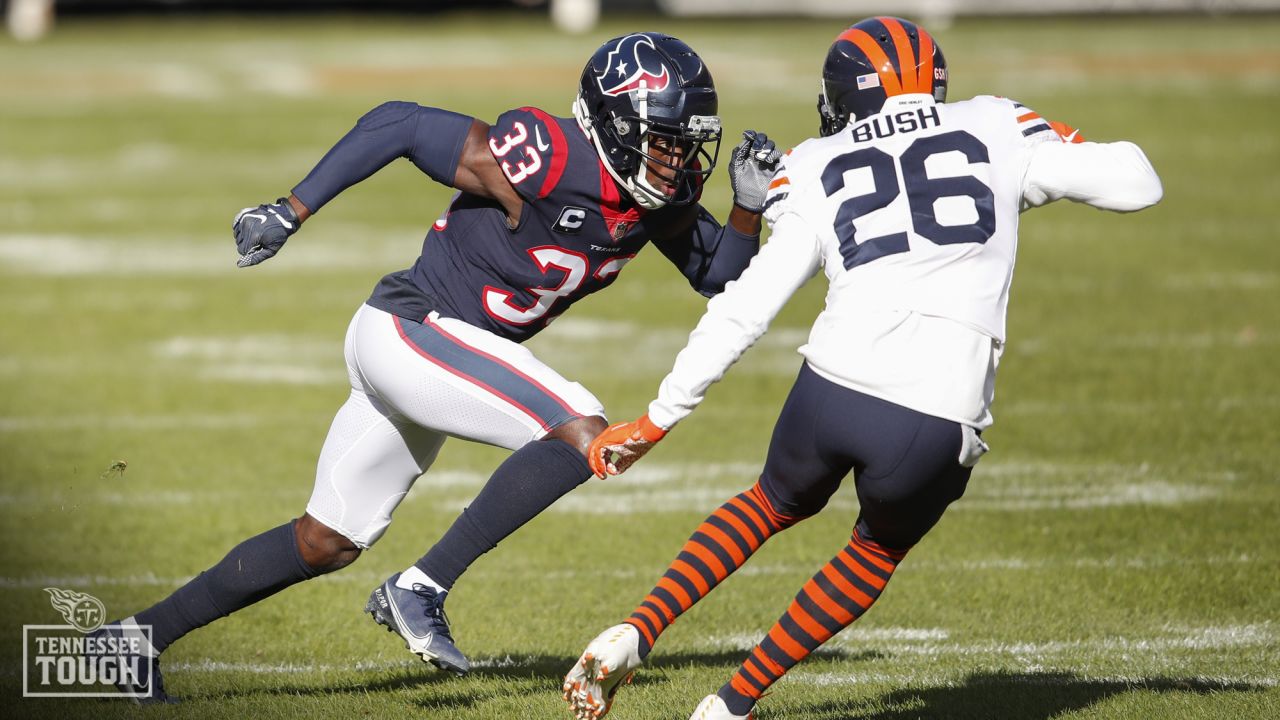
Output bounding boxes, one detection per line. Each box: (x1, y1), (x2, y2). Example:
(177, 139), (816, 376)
(1022, 140), (1163, 212)
(647, 212), (822, 429)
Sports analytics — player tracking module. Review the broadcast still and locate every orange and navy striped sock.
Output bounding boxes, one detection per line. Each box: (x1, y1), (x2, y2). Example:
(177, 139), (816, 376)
(717, 528), (909, 715)
(624, 481), (802, 657)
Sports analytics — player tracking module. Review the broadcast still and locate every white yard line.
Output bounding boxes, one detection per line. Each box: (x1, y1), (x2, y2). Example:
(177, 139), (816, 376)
(700, 623), (1277, 658)
(0, 553), (1261, 592)
(0, 413), (272, 432)
(0, 233), (411, 275)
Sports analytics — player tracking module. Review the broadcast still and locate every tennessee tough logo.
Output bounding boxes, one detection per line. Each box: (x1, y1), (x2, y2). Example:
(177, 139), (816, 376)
(596, 34), (671, 97)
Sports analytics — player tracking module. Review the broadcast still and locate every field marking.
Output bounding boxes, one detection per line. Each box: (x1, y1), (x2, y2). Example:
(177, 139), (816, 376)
(957, 480), (1220, 511)
(152, 334), (343, 385)
(0, 412), (285, 432)
(0, 233), (414, 275)
(528, 318), (808, 377)
(1164, 271), (1278, 291)
(0, 554), (1261, 592)
(553, 467), (1225, 514)
(796, 670), (1279, 689)
(0, 458), (1229, 514)
(701, 623), (1277, 658)
(1001, 396), (1280, 415)
(163, 653), (589, 675)
(155, 335), (337, 360)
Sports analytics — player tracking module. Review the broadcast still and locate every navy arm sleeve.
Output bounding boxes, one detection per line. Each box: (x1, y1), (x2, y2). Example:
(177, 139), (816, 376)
(652, 206), (760, 297)
(291, 101), (473, 212)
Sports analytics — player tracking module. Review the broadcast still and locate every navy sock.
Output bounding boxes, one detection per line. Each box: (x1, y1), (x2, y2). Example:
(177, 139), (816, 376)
(718, 684), (756, 717)
(416, 439), (591, 590)
(134, 520), (319, 653)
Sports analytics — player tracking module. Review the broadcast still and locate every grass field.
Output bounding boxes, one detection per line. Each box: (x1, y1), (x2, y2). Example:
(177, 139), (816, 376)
(2, 10), (1278, 719)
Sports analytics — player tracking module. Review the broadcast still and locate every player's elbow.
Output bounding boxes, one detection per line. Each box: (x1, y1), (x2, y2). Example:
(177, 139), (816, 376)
(1129, 177), (1163, 211)
(1109, 141), (1163, 212)
(356, 101), (419, 130)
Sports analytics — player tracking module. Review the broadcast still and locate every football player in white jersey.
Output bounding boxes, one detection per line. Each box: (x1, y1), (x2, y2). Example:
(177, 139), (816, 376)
(564, 16), (1162, 720)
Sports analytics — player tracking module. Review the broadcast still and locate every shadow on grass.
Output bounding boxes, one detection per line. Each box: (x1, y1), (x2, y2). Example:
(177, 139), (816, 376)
(72, 653), (1267, 719)
(799, 670), (1270, 720)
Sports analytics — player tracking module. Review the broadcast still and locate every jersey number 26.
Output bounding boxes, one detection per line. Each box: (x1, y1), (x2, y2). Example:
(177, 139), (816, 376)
(822, 130), (995, 270)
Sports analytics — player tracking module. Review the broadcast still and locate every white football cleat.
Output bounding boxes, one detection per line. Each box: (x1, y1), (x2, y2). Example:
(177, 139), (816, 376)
(689, 694), (754, 720)
(562, 623), (643, 719)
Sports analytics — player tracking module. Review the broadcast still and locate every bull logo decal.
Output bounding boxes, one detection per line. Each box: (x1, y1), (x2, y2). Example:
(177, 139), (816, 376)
(45, 587), (106, 633)
(597, 34), (671, 97)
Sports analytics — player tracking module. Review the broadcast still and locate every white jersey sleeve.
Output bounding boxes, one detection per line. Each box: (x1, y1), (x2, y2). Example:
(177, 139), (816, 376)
(647, 201), (822, 430)
(1023, 140), (1163, 212)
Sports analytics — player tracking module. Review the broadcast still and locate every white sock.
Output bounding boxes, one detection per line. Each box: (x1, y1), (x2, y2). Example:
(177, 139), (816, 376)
(396, 566), (446, 593)
(119, 615), (160, 658)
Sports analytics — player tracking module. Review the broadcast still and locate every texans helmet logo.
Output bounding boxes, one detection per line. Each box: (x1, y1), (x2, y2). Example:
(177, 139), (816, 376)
(597, 34), (671, 97)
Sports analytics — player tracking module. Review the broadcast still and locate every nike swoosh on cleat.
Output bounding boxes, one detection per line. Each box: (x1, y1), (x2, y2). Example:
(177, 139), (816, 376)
(535, 125), (550, 152)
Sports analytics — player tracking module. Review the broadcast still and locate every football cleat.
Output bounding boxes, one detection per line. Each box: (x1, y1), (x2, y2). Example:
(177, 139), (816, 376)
(366, 573), (470, 677)
(689, 694), (755, 720)
(86, 622), (174, 704)
(563, 623), (644, 719)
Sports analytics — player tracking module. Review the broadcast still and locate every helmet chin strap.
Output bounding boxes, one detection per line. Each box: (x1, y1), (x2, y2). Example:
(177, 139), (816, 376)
(572, 93), (671, 211)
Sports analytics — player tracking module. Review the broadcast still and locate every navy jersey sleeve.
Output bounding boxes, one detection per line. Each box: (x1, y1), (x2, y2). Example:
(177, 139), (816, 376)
(292, 101), (472, 213)
(487, 107), (572, 203)
(651, 205), (760, 297)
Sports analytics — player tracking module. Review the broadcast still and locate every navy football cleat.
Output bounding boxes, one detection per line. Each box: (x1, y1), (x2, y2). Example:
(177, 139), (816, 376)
(86, 622), (174, 704)
(366, 573), (470, 676)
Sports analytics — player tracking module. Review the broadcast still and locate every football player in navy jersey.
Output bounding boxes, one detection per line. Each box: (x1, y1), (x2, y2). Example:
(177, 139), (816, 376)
(88, 32), (781, 701)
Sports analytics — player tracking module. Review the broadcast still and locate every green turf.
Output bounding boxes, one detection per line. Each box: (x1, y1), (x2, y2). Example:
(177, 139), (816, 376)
(2, 11), (1278, 720)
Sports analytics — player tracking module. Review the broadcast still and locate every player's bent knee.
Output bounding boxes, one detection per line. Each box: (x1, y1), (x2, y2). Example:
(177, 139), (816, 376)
(544, 415), (608, 457)
(296, 513), (363, 574)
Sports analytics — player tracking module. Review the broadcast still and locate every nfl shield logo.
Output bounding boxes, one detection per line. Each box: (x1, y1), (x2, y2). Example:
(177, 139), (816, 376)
(857, 73), (881, 90)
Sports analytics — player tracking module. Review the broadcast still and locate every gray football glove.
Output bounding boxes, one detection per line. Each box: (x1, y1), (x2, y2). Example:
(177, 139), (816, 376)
(728, 130), (782, 213)
(233, 198), (299, 268)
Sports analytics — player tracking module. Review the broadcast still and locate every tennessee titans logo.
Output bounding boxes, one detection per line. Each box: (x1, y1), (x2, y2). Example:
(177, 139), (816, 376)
(596, 34), (671, 97)
(44, 587), (106, 633)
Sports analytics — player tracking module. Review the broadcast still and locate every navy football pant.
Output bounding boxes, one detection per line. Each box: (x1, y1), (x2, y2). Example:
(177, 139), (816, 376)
(759, 362), (972, 549)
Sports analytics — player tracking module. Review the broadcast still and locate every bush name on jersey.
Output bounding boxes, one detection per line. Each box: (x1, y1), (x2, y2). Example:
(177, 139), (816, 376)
(849, 105), (942, 144)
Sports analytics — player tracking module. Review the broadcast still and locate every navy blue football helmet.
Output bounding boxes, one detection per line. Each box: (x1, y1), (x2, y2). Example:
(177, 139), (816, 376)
(573, 32), (722, 209)
(818, 17), (948, 137)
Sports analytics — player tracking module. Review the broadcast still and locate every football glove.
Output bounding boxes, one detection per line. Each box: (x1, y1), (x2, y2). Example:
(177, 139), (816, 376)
(728, 130), (782, 213)
(1048, 120), (1085, 144)
(587, 414), (668, 479)
(233, 197), (299, 268)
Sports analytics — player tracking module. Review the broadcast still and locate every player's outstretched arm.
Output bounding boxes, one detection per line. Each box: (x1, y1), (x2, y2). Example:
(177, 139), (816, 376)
(233, 101), (528, 267)
(1023, 123), (1163, 212)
